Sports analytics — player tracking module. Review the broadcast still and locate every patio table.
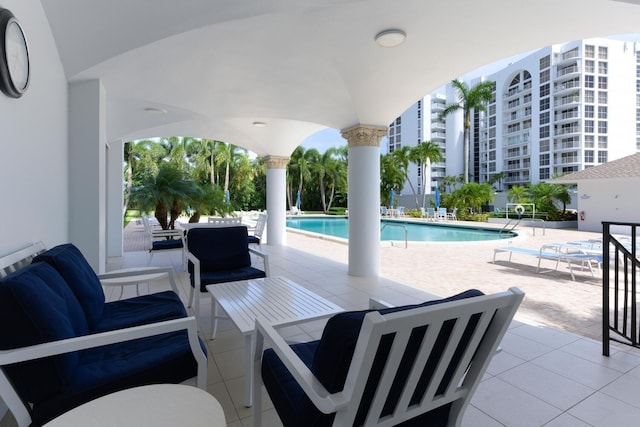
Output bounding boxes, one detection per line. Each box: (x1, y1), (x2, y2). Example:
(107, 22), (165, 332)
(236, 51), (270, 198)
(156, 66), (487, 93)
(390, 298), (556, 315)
(207, 276), (343, 407)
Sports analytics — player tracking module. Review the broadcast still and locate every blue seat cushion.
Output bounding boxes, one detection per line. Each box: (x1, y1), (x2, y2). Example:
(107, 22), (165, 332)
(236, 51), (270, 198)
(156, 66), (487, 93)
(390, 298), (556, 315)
(192, 267), (266, 292)
(30, 331), (206, 426)
(0, 263), (88, 403)
(262, 289), (484, 426)
(92, 290), (188, 333)
(247, 235), (260, 245)
(151, 238), (183, 251)
(33, 244), (106, 329)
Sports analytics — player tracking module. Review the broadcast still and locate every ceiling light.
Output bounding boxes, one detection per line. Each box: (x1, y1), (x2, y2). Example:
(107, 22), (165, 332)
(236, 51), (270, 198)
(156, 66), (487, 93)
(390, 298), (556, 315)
(144, 107), (168, 114)
(374, 29), (406, 48)
(252, 121), (268, 127)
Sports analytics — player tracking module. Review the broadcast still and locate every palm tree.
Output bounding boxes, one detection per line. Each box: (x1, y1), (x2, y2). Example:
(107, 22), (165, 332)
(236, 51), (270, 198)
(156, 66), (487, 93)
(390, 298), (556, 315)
(131, 163), (196, 229)
(380, 153), (405, 206)
(312, 148), (345, 213)
(287, 147), (315, 210)
(442, 175), (458, 193)
(507, 185), (528, 203)
(186, 138), (221, 186)
(449, 183), (494, 213)
(441, 79), (495, 184)
(410, 140), (443, 209)
(392, 146), (420, 208)
(488, 171), (506, 191)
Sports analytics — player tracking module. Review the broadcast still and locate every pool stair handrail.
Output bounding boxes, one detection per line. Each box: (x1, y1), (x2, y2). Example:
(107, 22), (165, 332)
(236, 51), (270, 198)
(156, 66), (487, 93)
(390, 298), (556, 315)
(380, 223), (408, 248)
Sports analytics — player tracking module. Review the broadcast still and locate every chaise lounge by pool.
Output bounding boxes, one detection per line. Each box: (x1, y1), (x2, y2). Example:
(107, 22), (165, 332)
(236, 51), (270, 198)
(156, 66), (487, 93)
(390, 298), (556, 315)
(286, 216), (516, 242)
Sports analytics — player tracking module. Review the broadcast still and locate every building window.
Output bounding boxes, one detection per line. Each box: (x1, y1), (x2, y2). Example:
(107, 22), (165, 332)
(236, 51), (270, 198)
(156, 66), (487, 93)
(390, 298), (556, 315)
(540, 98), (550, 110)
(584, 75), (594, 88)
(585, 90), (594, 103)
(540, 140), (550, 152)
(598, 46), (608, 60)
(585, 105), (594, 118)
(540, 153), (550, 166)
(585, 45), (595, 58)
(540, 126), (550, 138)
(540, 69), (550, 83)
(540, 55), (550, 69)
(523, 93), (532, 103)
(598, 76), (608, 89)
(584, 150), (594, 163)
(584, 135), (594, 148)
(540, 83), (550, 97)
(598, 136), (608, 148)
(598, 106), (607, 119)
(395, 117), (401, 125)
(598, 121), (607, 133)
(540, 111), (550, 124)
(489, 151), (496, 161)
(585, 60), (595, 73)
(598, 61), (608, 74)
(585, 120), (594, 133)
(539, 168), (550, 180)
(598, 151), (608, 163)
(598, 91), (608, 103)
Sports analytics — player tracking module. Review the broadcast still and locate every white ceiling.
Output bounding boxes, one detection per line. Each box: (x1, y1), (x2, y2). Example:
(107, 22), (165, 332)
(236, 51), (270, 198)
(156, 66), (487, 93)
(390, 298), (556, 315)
(42, 0), (640, 157)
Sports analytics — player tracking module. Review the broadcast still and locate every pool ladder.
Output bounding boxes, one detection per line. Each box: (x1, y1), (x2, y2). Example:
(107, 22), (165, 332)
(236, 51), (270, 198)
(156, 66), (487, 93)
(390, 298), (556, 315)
(499, 218), (546, 236)
(381, 223), (408, 248)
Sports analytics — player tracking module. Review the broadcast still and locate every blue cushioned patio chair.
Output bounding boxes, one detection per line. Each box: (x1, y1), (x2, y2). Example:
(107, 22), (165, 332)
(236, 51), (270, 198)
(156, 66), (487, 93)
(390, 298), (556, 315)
(253, 287), (524, 427)
(0, 243), (207, 427)
(142, 215), (184, 266)
(186, 226), (269, 336)
(247, 213), (267, 247)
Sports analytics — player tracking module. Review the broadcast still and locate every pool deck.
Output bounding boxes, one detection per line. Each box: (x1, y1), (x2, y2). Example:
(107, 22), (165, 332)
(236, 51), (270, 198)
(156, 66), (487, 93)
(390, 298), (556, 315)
(111, 217), (640, 427)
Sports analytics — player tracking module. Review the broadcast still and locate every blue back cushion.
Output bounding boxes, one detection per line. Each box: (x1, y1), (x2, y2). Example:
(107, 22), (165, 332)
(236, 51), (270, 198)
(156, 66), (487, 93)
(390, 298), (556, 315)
(0, 263), (86, 402)
(312, 289), (485, 394)
(34, 244), (105, 329)
(187, 226), (250, 273)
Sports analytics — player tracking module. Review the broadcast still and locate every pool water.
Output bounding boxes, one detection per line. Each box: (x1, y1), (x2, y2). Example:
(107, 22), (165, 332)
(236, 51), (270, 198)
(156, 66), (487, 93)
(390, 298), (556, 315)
(286, 217), (515, 242)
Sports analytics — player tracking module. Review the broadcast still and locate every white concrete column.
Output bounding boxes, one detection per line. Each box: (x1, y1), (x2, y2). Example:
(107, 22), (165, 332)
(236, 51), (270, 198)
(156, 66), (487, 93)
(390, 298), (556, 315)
(341, 125), (387, 277)
(106, 139), (124, 257)
(69, 80), (106, 272)
(265, 156), (289, 246)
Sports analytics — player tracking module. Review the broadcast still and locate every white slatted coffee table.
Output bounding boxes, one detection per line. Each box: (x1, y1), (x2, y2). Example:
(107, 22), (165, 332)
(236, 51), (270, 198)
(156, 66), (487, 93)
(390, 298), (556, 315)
(207, 276), (343, 407)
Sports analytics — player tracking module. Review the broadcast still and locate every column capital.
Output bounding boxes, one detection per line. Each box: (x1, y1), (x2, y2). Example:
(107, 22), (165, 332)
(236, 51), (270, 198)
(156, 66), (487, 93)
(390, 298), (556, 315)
(341, 125), (387, 148)
(264, 155), (289, 169)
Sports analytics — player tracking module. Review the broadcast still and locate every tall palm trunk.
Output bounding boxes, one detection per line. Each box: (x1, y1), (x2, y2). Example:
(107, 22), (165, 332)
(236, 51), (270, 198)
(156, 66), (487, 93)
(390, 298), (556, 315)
(463, 111), (471, 184)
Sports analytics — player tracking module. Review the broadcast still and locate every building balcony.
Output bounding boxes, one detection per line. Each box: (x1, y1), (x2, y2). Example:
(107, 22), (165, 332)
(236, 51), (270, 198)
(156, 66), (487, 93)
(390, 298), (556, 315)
(555, 126), (581, 136)
(556, 64), (581, 78)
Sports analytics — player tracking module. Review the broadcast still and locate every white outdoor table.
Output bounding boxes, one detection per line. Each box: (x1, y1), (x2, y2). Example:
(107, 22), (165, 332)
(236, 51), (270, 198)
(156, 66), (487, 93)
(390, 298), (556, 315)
(43, 384), (226, 426)
(206, 276), (344, 407)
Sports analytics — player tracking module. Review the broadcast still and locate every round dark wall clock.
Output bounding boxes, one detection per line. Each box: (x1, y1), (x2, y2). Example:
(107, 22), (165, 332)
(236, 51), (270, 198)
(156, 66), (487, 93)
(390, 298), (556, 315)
(0, 8), (30, 98)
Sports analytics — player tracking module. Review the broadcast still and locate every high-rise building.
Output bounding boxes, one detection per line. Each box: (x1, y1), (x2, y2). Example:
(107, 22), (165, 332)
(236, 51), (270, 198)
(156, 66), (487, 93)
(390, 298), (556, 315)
(387, 37), (640, 199)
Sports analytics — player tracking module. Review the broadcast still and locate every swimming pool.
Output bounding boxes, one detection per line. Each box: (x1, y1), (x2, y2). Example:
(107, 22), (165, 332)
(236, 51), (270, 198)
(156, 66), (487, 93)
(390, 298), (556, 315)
(286, 216), (516, 242)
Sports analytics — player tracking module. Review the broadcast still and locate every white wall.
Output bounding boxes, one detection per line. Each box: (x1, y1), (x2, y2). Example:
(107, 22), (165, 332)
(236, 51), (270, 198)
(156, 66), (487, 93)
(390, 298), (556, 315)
(575, 178), (638, 232)
(0, 0), (69, 256)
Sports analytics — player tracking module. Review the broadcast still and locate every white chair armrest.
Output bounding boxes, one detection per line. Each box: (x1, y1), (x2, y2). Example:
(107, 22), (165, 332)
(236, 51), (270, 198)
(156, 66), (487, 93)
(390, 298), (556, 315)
(368, 298), (393, 310)
(249, 247), (270, 276)
(253, 318), (348, 416)
(0, 317), (207, 426)
(97, 267), (179, 295)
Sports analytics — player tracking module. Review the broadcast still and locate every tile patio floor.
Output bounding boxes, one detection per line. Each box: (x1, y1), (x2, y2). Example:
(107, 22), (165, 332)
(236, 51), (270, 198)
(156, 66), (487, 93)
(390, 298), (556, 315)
(5, 219), (640, 426)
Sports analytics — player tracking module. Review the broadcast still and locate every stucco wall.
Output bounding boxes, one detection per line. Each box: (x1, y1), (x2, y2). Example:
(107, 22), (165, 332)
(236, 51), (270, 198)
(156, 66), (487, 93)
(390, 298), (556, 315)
(575, 178), (637, 233)
(0, 0), (69, 256)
